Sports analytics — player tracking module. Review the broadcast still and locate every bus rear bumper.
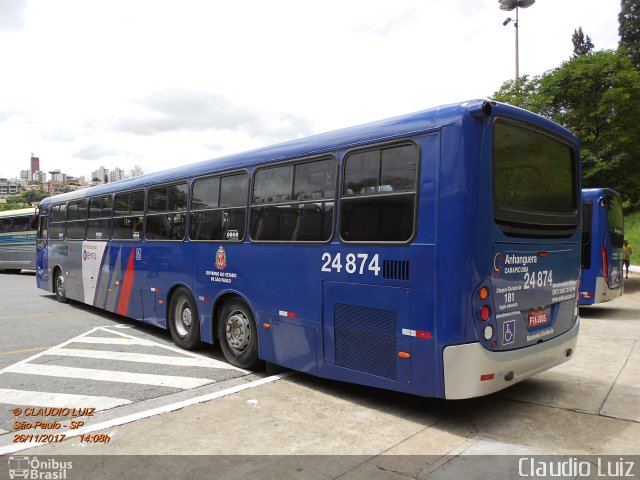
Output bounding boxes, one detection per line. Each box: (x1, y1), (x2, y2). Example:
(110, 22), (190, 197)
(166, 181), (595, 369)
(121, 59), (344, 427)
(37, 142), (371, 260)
(595, 277), (623, 303)
(442, 317), (580, 399)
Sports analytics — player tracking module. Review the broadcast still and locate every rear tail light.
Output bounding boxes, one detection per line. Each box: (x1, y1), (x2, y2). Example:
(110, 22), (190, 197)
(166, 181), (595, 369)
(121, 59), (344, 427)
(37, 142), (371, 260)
(601, 246), (609, 284)
(479, 287), (489, 300)
(480, 305), (491, 321)
(483, 325), (494, 340)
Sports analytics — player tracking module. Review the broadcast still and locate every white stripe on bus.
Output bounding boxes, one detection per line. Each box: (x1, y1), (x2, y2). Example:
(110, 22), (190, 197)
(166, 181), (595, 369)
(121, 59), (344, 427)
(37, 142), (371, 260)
(5, 363), (214, 390)
(0, 388), (131, 410)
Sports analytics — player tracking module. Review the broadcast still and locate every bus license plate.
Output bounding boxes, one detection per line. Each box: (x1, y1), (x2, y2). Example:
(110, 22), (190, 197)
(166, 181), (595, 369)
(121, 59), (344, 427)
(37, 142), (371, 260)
(528, 309), (549, 327)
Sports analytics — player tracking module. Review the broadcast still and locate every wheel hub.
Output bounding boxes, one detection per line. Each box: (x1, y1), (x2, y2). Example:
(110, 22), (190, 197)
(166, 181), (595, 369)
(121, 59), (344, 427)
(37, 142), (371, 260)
(174, 298), (192, 338)
(226, 311), (251, 353)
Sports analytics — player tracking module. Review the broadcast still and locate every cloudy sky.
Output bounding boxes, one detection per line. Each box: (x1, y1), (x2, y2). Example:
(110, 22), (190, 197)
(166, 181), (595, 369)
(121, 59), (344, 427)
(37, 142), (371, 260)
(0, 0), (621, 181)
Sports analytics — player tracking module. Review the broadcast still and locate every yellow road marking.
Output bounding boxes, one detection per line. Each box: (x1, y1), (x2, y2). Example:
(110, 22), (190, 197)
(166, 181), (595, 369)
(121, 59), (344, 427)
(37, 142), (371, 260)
(0, 346), (49, 356)
(0, 312), (83, 321)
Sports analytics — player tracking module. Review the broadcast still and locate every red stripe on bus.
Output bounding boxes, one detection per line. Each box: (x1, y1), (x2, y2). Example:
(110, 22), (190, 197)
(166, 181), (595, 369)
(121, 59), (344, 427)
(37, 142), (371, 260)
(116, 248), (136, 316)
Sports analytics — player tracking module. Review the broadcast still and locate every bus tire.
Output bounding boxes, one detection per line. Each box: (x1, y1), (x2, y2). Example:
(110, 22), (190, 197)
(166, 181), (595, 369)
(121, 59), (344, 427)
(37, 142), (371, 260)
(54, 270), (68, 303)
(218, 300), (260, 369)
(168, 287), (201, 350)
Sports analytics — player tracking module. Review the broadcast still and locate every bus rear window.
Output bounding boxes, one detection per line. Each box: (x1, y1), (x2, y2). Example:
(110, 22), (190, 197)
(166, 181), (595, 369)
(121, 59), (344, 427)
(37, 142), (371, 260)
(493, 120), (578, 237)
(606, 194), (624, 248)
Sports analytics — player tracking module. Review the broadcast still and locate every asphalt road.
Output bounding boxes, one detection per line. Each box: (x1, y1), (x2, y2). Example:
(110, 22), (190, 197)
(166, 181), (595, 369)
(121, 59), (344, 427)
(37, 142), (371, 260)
(0, 270), (261, 438)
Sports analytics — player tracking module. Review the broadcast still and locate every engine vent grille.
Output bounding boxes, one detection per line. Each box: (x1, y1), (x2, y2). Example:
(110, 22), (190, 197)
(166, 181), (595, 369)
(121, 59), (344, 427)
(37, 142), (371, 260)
(383, 260), (410, 280)
(334, 303), (397, 380)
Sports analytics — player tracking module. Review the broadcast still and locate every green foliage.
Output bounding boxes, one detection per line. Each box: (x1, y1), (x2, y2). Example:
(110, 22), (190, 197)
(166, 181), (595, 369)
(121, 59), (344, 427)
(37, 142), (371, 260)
(623, 210), (640, 262)
(2, 189), (50, 207)
(572, 27), (594, 57)
(619, 0), (640, 69)
(492, 49), (640, 204)
(0, 203), (25, 211)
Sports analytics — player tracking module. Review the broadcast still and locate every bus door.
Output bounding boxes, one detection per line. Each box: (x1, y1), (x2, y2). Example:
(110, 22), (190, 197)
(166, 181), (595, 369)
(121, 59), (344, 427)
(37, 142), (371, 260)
(603, 194), (624, 290)
(36, 206), (49, 289)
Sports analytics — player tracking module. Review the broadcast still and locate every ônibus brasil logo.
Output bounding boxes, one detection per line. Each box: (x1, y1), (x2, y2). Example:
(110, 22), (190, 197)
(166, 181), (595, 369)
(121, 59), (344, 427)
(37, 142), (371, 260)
(215, 246), (227, 270)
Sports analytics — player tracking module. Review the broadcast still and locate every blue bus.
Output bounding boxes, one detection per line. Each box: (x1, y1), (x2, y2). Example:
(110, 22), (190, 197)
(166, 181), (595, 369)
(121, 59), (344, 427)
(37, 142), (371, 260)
(579, 188), (624, 305)
(0, 207), (36, 273)
(36, 100), (581, 399)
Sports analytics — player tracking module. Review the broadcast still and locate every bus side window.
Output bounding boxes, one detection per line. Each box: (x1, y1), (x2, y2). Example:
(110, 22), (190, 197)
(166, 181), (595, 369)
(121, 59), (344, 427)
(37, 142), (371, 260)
(12, 216), (32, 232)
(49, 204), (66, 240)
(37, 211), (48, 242)
(145, 183), (188, 241)
(189, 173), (248, 242)
(0, 218), (11, 233)
(340, 143), (417, 243)
(113, 190), (144, 241)
(66, 199), (87, 240)
(87, 195), (112, 240)
(250, 158), (335, 242)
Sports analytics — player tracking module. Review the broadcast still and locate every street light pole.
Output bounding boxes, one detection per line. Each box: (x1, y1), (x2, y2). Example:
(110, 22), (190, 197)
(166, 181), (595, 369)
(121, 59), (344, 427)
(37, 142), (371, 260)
(515, 6), (519, 81)
(499, 0), (535, 85)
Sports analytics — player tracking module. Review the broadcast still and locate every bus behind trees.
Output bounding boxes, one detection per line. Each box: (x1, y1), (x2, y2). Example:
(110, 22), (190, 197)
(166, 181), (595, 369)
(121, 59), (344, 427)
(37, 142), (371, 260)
(36, 100), (581, 399)
(579, 188), (624, 305)
(0, 207), (36, 273)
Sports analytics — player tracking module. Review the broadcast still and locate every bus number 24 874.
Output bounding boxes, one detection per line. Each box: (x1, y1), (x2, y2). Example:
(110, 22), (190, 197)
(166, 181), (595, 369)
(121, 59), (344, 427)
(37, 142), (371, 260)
(321, 253), (381, 276)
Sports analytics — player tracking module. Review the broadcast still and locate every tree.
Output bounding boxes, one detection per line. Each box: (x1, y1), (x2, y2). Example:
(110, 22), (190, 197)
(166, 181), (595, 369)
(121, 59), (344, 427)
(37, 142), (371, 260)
(492, 49), (640, 203)
(619, 0), (640, 69)
(572, 27), (594, 57)
(21, 189), (50, 204)
(491, 74), (544, 110)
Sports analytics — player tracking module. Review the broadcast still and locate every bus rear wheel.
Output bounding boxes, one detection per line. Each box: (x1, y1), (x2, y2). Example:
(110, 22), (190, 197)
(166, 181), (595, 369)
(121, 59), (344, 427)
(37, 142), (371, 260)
(54, 270), (68, 303)
(168, 287), (201, 350)
(218, 300), (260, 369)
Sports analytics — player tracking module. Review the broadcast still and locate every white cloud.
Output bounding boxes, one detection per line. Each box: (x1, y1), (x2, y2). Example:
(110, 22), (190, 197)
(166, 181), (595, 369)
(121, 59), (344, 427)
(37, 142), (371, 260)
(0, 0), (621, 180)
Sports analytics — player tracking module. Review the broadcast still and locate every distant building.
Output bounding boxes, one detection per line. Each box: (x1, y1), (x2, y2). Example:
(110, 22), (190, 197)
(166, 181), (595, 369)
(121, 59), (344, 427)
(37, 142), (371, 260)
(49, 169), (66, 183)
(0, 179), (22, 197)
(30, 155), (40, 174)
(130, 165), (144, 177)
(32, 171), (47, 184)
(19, 170), (31, 185)
(91, 166), (110, 184)
(44, 182), (70, 195)
(109, 167), (126, 183)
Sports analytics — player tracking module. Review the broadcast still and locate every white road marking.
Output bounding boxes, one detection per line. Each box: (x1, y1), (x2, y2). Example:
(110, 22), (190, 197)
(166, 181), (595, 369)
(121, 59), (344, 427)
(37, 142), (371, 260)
(45, 348), (238, 369)
(98, 327), (248, 371)
(68, 336), (159, 347)
(0, 372), (292, 455)
(5, 363), (214, 389)
(0, 429), (7, 435)
(0, 388), (132, 410)
(0, 327), (104, 376)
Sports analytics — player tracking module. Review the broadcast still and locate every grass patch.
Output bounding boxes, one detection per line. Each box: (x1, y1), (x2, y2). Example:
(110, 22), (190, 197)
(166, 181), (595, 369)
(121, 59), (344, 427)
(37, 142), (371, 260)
(624, 210), (640, 265)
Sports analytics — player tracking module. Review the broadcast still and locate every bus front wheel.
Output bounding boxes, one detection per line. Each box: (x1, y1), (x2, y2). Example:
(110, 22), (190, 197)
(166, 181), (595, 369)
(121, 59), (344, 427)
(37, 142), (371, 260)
(168, 287), (201, 350)
(218, 300), (260, 369)
(54, 270), (67, 303)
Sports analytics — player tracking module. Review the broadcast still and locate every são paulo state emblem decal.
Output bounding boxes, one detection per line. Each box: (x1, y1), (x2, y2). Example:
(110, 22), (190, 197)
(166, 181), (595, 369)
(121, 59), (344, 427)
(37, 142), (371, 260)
(215, 246), (227, 270)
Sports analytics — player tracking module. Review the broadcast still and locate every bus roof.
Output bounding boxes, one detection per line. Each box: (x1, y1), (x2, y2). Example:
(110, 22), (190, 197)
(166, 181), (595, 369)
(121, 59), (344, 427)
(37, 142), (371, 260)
(40, 99), (578, 207)
(582, 188), (621, 199)
(0, 207), (36, 218)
